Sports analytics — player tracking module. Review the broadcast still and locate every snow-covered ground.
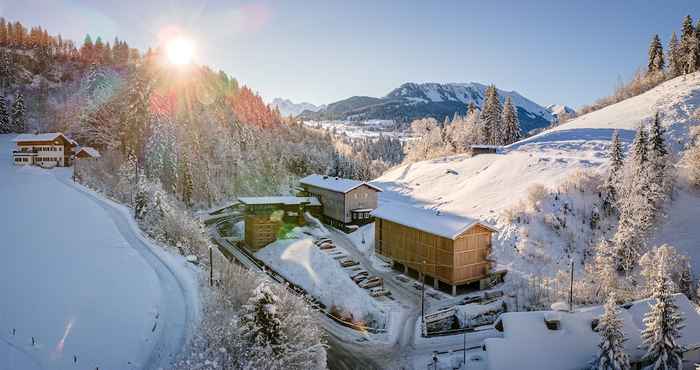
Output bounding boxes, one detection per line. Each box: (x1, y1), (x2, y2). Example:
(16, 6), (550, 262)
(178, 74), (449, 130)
(0, 135), (199, 370)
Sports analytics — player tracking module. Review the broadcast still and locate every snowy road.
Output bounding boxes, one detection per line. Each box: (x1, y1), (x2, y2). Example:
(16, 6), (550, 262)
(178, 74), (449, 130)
(0, 135), (199, 370)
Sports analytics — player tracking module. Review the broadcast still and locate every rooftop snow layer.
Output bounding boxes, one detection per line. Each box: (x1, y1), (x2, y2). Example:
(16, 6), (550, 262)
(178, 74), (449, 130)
(238, 196), (321, 206)
(484, 293), (700, 370)
(371, 202), (495, 240)
(77, 147), (101, 158)
(13, 132), (74, 144)
(300, 174), (382, 193)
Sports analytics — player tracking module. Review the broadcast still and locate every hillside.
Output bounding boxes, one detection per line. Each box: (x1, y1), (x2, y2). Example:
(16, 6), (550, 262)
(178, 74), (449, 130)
(299, 82), (553, 133)
(372, 72), (700, 283)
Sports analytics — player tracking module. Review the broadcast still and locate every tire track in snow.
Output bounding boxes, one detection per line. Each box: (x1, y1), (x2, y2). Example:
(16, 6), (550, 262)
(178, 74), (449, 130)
(56, 174), (198, 370)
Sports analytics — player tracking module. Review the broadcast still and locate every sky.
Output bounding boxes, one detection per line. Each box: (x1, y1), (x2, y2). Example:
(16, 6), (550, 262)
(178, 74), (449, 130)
(2, 0), (700, 108)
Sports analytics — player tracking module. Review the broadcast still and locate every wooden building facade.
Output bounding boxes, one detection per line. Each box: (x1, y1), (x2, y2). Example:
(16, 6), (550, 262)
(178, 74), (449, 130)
(12, 133), (77, 167)
(239, 196), (322, 251)
(299, 174), (382, 230)
(372, 203), (497, 295)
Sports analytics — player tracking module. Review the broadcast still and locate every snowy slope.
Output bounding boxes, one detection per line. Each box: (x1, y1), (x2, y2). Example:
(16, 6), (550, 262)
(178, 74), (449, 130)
(0, 135), (199, 370)
(375, 73), (700, 218)
(372, 73), (700, 279)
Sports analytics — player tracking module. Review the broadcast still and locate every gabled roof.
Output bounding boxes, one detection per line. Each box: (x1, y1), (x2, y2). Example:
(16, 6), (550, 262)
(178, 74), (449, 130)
(370, 202), (497, 240)
(238, 196), (321, 207)
(299, 174), (383, 194)
(484, 294), (700, 370)
(76, 147), (101, 158)
(13, 133), (77, 146)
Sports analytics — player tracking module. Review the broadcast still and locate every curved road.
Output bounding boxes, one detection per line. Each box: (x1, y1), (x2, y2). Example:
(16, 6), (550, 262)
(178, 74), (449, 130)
(57, 174), (199, 370)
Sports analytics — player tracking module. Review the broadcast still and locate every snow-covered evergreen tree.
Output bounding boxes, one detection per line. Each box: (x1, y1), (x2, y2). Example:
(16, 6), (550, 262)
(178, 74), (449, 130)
(593, 240), (620, 300)
(0, 95), (9, 133)
(641, 271), (685, 370)
(591, 293), (630, 370)
(668, 33), (682, 78)
(648, 112), (671, 206)
(500, 96), (521, 145)
(648, 34), (665, 74)
(680, 15), (697, 75)
(603, 130), (624, 215)
(240, 282), (286, 353)
(480, 85), (502, 145)
(615, 124), (654, 273)
(10, 92), (25, 133)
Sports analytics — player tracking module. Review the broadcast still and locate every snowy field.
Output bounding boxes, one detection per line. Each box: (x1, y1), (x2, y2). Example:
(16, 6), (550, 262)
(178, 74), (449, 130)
(0, 135), (199, 370)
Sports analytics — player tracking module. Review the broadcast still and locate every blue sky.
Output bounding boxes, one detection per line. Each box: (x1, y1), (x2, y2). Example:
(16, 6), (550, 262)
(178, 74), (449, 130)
(3, 0), (700, 108)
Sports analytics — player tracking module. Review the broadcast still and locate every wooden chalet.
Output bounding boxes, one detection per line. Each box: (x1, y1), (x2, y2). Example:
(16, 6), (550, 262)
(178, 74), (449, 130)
(299, 174), (382, 230)
(371, 203), (498, 295)
(12, 133), (77, 167)
(239, 196), (322, 251)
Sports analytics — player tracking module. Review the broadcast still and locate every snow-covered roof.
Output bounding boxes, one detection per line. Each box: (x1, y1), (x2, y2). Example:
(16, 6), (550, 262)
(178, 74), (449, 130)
(370, 202), (497, 240)
(13, 132), (75, 145)
(484, 294), (700, 370)
(238, 196), (321, 207)
(300, 174), (383, 194)
(76, 147), (101, 158)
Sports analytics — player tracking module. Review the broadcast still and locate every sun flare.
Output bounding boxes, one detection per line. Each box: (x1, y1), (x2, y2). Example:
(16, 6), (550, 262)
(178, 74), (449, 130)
(166, 37), (195, 65)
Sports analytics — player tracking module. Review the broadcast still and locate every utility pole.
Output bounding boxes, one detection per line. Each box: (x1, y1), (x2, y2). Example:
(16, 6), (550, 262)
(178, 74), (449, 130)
(569, 260), (574, 312)
(463, 311), (467, 368)
(209, 247), (213, 287)
(421, 260), (426, 326)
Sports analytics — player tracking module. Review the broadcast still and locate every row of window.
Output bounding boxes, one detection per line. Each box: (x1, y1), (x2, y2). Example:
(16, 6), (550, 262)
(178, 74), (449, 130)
(25, 146), (63, 152)
(36, 157), (61, 163)
(14, 157), (29, 163)
(351, 212), (371, 220)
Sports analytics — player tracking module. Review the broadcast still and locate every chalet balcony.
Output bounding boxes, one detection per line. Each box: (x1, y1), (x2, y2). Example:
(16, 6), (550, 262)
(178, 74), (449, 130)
(12, 149), (38, 156)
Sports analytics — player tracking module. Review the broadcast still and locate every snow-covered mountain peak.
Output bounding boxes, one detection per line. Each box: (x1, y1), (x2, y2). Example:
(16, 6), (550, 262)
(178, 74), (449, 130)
(270, 98), (324, 117)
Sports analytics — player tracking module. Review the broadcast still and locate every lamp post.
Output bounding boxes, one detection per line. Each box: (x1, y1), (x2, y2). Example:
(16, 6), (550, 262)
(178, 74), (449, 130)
(432, 351), (438, 370)
(569, 259), (574, 312)
(209, 246), (214, 287)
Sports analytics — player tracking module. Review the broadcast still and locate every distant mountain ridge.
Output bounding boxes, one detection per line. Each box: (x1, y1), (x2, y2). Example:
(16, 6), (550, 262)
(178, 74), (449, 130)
(299, 82), (554, 133)
(270, 98), (324, 117)
(546, 104), (577, 120)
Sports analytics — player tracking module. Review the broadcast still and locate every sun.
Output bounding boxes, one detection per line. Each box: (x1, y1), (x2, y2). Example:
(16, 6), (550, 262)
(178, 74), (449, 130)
(166, 37), (195, 65)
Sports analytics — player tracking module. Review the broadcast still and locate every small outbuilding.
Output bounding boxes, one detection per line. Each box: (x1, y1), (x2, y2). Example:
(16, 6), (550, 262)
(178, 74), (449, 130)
(469, 144), (500, 156)
(239, 196), (322, 251)
(371, 202), (498, 295)
(75, 147), (101, 159)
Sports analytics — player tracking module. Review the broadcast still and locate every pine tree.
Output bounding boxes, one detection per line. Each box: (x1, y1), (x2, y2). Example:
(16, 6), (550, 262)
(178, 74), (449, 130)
(480, 85), (502, 145)
(593, 240), (620, 300)
(668, 33), (682, 78)
(681, 15), (696, 74)
(648, 112), (670, 205)
(0, 95), (9, 134)
(240, 283), (286, 354)
(179, 152), (193, 207)
(641, 271), (685, 370)
(603, 130), (624, 214)
(615, 124), (653, 273)
(695, 20), (700, 71)
(500, 96), (521, 145)
(10, 92), (25, 133)
(592, 293), (630, 370)
(648, 34), (665, 74)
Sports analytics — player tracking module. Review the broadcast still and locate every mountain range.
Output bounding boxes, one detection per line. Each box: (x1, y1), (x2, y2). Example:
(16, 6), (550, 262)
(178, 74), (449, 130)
(297, 82), (555, 133)
(270, 98), (325, 117)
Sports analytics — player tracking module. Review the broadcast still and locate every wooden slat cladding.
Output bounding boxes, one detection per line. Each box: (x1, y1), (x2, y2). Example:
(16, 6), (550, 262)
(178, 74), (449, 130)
(375, 218), (493, 285)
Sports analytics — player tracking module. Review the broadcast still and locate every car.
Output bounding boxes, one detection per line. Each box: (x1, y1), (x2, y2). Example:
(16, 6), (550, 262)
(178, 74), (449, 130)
(315, 237), (331, 245)
(359, 277), (383, 289)
(352, 275), (367, 284)
(319, 243), (335, 250)
(369, 287), (390, 297)
(351, 270), (368, 278)
(339, 258), (359, 268)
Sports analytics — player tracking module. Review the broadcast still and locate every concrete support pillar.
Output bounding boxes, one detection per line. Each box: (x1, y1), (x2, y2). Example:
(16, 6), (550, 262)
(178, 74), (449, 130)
(433, 278), (439, 289)
(452, 284), (457, 296)
(403, 264), (408, 275)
